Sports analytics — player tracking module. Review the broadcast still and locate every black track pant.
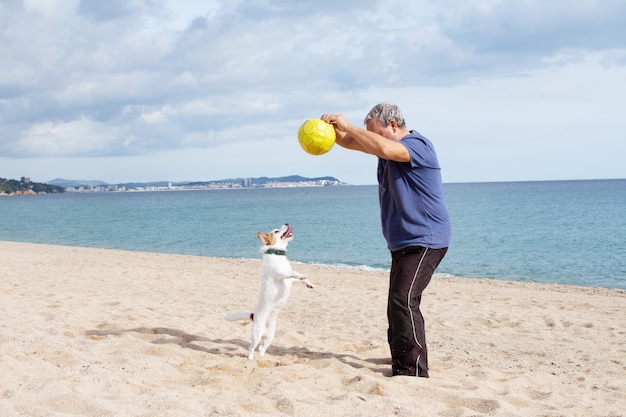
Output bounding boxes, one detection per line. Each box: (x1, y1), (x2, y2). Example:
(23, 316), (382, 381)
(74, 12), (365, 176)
(388, 246), (448, 377)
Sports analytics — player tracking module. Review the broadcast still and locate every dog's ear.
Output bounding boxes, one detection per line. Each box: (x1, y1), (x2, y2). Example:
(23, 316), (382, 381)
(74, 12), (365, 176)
(257, 232), (269, 244)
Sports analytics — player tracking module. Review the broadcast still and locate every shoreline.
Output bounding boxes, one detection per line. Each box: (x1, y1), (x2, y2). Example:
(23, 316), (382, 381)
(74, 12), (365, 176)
(2, 238), (625, 291)
(1, 240), (624, 416)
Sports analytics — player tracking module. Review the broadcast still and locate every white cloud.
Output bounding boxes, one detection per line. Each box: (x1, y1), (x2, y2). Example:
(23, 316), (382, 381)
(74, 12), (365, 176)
(15, 117), (117, 156)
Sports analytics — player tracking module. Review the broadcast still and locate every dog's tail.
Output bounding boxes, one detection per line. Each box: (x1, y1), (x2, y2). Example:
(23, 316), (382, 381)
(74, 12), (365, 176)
(223, 311), (254, 321)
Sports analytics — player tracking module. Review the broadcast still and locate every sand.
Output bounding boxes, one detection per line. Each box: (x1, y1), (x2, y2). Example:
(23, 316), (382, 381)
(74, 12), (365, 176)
(0, 241), (624, 417)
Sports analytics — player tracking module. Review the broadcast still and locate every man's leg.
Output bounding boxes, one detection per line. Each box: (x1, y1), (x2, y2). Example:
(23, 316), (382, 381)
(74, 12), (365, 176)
(388, 247), (448, 377)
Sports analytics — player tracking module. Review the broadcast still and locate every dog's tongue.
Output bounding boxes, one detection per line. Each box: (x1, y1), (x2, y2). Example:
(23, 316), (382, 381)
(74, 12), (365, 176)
(282, 225), (293, 239)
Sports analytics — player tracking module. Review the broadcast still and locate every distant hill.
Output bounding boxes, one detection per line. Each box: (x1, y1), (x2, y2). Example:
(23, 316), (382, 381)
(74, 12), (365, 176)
(47, 178), (109, 188)
(186, 175), (343, 187)
(252, 175), (340, 184)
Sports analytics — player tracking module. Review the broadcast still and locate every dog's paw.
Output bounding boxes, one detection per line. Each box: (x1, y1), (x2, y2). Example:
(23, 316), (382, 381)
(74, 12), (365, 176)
(296, 275), (314, 288)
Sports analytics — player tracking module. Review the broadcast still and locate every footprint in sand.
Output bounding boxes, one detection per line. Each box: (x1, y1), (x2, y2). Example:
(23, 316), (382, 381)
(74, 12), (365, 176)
(344, 375), (386, 396)
(448, 397), (500, 414)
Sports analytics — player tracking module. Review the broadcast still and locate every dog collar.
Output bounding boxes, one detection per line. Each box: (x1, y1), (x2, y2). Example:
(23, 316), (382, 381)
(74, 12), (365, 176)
(265, 249), (286, 256)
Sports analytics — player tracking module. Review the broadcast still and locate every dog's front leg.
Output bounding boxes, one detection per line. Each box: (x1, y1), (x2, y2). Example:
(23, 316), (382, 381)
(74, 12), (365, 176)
(287, 272), (314, 289)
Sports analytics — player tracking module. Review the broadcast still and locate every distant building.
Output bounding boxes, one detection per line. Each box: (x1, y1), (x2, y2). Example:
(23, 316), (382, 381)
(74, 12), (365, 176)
(21, 176), (31, 183)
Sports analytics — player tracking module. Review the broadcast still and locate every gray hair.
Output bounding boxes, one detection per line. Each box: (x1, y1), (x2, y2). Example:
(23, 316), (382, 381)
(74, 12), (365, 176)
(363, 103), (406, 128)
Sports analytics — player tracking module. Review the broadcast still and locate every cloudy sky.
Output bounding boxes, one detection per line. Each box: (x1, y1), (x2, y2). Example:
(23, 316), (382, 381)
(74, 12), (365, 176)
(1, 0), (625, 185)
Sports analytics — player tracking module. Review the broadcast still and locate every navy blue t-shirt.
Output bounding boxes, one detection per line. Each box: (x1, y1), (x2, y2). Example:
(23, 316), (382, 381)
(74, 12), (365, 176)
(377, 130), (451, 251)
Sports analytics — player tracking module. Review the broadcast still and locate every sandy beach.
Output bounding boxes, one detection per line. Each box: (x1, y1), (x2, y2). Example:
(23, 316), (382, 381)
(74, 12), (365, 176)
(0, 241), (624, 416)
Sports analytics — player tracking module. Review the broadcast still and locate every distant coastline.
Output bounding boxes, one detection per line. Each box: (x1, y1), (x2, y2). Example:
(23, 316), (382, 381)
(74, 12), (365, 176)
(1, 175), (347, 195)
(0, 176), (64, 196)
(50, 175), (347, 193)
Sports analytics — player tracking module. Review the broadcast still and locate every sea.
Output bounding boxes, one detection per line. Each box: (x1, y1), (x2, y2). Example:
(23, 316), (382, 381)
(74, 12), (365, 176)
(1, 179), (625, 290)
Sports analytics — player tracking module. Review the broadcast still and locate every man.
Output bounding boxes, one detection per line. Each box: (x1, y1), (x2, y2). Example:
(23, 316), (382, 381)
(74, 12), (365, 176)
(321, 103), (451, 377)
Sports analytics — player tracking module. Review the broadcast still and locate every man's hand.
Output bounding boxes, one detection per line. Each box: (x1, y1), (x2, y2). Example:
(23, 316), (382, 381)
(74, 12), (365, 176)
(321, 113), (351, 132)
(321, 113), (353, 146)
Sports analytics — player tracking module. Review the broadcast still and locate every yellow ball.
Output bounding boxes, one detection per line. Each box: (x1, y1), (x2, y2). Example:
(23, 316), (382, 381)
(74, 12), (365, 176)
(297, 118), (336, 155)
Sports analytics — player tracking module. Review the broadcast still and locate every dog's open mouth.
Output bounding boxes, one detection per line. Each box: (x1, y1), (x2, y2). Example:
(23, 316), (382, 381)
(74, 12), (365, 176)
(281, 225), (293, 239)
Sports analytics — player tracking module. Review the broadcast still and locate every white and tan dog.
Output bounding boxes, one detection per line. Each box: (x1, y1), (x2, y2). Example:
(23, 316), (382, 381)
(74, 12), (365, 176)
(224, 224), (314, 359)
